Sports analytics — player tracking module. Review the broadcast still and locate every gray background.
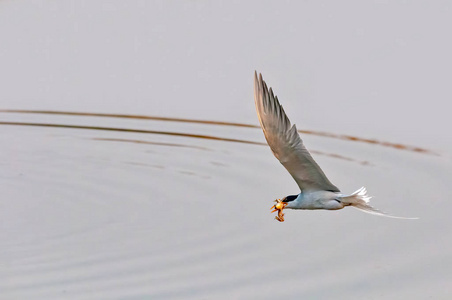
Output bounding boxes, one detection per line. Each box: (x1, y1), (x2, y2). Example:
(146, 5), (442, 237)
(1, 1), (452, 299)
(1, 0), (451, 151)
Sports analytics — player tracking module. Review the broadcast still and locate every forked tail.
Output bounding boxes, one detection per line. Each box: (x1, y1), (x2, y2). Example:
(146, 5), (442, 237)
(340, 187), (418, 219)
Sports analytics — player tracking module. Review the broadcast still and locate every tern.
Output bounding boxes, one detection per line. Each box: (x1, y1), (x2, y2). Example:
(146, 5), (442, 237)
(254, 72), (414, 222)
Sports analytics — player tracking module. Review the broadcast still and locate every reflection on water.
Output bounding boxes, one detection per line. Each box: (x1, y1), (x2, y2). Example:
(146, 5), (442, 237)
(0, 109), (436, 155)
(0, 121), (265, 146)
(92, 137), (212, 151)
(1, 109), (449, 299)
(0, 121), (369, 166)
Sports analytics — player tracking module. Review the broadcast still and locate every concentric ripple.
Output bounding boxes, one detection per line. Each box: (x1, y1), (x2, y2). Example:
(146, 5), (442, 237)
(1, 110), (450, 299)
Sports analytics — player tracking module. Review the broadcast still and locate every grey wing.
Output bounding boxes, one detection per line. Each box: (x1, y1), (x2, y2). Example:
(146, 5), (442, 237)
(254, 72), (340, 192)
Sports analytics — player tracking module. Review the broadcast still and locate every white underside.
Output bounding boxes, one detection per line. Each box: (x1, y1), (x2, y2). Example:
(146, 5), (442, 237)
(286, 187), (417, 219)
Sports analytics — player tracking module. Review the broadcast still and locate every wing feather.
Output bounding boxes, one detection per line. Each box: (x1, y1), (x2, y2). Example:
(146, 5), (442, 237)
(254, 71), (340, 192)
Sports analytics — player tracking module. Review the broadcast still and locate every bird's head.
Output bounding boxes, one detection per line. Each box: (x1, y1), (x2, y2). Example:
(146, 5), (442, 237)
(270, 194), (298, 222)
(282, 194), (298, 204)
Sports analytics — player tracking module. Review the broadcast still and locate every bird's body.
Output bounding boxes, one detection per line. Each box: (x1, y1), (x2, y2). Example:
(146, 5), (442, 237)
(254, 71), (414, 221)
(287, 191), (344, 210)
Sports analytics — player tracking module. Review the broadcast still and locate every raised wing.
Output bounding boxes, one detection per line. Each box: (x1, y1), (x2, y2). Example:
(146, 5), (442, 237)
(254, 72), (340, 192)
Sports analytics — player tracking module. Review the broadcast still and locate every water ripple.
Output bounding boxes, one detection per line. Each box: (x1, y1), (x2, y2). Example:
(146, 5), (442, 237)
(0, 109), (436, 155)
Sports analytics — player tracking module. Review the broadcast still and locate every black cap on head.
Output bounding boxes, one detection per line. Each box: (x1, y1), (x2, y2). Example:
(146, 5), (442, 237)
(282, 195), (297, 202)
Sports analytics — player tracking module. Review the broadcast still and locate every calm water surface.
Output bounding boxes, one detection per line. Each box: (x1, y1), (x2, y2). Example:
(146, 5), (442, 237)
(1, 110), (451, 299)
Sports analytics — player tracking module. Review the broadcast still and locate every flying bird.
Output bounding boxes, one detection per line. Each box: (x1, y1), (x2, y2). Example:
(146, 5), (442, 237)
(254, 72), (415, 222)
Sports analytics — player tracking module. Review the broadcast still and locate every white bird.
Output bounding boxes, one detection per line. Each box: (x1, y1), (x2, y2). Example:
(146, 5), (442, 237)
(254, 72), (415, 222)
